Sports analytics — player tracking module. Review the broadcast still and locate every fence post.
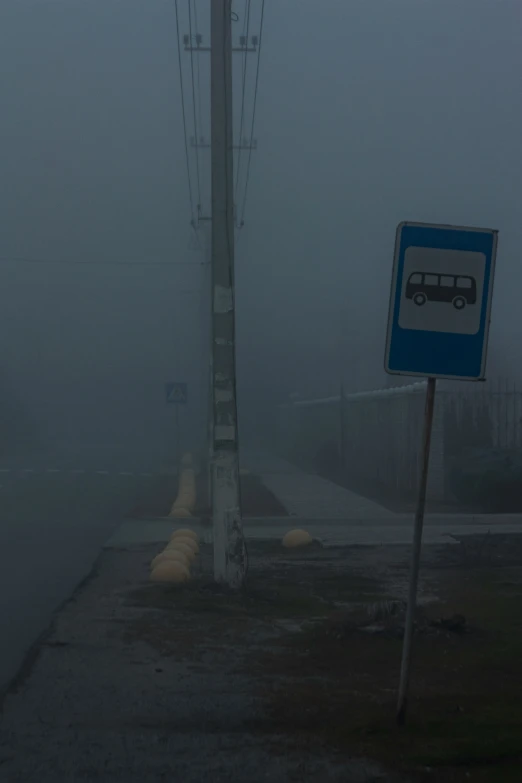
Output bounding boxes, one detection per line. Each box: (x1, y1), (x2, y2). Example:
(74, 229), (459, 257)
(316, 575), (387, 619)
(339, 383), (346, 469)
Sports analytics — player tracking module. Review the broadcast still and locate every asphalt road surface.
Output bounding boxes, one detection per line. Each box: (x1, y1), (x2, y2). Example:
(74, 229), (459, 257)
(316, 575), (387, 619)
(0, 443), (172, 693)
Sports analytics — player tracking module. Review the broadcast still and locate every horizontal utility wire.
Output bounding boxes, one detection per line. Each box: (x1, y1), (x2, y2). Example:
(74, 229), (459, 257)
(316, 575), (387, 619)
(0, 256), (204, 267)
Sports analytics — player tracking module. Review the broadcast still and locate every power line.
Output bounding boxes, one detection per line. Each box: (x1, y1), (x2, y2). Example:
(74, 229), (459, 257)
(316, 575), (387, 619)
(174, 0), (196, 227)
(193, 0), (204, 142)
(0, 256), (205, 267)
(238, 0), (265, 229)
(234, 0), (252, 208)
(188, 0), (202, 214)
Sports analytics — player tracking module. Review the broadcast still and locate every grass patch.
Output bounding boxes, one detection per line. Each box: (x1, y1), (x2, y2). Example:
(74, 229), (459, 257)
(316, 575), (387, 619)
(194, 472), (289, 518)
(121, 538), (522, 781)
(124, 542), (387, 663)
(129, 575), (334, 620)
(126, 468), (289, 520)
(252, 564), (522, 783)
(240, 473), (289, 517)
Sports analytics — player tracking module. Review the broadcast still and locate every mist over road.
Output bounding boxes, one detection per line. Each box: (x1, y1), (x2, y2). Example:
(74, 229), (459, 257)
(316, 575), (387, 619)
(0, 442), (166, 692)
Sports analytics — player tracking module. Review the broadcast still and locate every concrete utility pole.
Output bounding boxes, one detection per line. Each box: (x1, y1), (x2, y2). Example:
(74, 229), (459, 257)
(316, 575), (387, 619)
(205, 224), (213, 509)
(196, 217), (213, 506)
(209, 0), (246, 587)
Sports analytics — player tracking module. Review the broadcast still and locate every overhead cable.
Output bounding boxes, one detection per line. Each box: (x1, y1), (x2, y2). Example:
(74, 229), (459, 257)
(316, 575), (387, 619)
(234, 0), (252, 208)
(175, 0), (197, 226)
(238, 0), (265, 229)
(188, 0), (202, 215)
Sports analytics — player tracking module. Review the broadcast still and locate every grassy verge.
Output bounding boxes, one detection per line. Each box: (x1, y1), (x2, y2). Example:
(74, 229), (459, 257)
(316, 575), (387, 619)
(255, 562), (522, 781)
(194, 471), (288, 517)
(123, 537), (522, 782)
(127, 471), (287, 519)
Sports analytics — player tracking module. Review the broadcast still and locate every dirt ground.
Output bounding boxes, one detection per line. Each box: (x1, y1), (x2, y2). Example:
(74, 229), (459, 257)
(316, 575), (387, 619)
(127, 471), (287, 519)
(126, 533), (522, 783)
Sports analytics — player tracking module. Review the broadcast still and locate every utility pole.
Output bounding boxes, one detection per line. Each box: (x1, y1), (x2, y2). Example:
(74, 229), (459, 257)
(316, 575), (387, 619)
(204, 222), (213, 510)
(191, 136), (258, 151)
(183, 3), (257, 583)
(209, 0), (246, 587)
(196, 216), (213, 507)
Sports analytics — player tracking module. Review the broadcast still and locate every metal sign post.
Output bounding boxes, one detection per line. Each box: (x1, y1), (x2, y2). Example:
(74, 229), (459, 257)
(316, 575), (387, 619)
(165, 382), (188, 467)
(174, 402), (181, 464)
(396, 375), (435, 725)
(339, 381), (346, 469)
(384, 221), (498, 725)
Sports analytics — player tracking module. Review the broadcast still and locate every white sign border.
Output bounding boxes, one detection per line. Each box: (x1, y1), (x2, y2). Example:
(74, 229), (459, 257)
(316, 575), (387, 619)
(384, 221), (499, 381)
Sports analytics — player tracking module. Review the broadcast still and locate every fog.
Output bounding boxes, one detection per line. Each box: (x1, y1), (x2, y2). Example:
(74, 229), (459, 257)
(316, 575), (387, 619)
(0, 0), (520, 456)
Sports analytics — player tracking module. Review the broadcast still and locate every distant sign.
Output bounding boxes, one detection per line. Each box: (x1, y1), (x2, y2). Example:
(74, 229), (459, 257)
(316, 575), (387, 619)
(385, 221), (498, 380)
(165, 382), (188, 405)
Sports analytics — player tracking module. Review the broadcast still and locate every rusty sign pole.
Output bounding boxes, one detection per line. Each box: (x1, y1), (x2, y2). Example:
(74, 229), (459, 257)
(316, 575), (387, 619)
(396, 376), (436, 725)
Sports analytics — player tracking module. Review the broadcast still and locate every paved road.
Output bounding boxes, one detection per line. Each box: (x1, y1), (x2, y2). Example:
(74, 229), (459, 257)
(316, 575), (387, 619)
(0, 443), (172, 693)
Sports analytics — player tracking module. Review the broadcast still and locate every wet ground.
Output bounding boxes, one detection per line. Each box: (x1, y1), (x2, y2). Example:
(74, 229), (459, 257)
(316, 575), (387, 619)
(2, 482), (522, 781)
(122, 535), (522, 781)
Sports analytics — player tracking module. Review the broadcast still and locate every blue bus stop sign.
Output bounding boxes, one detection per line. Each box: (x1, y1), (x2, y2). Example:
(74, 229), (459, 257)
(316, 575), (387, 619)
(384, 221), (498, 381)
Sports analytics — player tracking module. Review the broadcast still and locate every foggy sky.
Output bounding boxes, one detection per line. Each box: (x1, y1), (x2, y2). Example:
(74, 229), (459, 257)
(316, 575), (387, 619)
(239, 0), (522, 399)
(0, 0), (520, 447)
